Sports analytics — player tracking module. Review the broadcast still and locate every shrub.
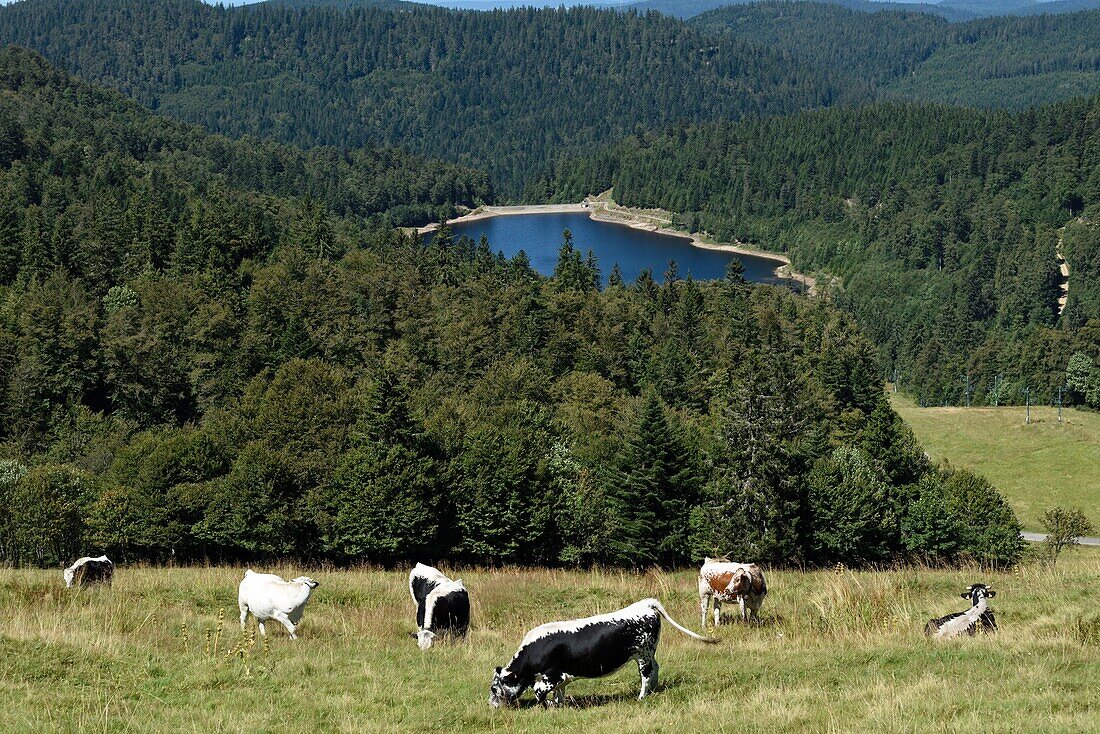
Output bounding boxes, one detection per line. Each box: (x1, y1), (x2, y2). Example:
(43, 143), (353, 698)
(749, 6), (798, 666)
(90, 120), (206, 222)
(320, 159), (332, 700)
(1040, 506), (1093, 565)
(901, 475), (962, 561)
(1, 464), (94, 567)
(942, 468), (1023, 566)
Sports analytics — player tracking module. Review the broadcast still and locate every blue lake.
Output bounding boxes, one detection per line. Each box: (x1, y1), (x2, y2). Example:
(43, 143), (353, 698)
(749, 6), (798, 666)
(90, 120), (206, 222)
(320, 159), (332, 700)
(426, 212), (790, 286)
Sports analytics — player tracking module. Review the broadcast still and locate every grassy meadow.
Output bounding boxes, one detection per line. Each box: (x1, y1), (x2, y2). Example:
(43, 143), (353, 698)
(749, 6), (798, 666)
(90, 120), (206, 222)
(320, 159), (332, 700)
(2, 557), (1099, 733)
(889, 391), (1100, 532)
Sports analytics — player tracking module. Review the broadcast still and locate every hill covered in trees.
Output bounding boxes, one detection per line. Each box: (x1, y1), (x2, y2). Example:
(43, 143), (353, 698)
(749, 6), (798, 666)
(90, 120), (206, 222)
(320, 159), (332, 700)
(0, 49), (1022, 570)
(633, 0), (975, 22)
(535, 99), (1100, 407)
(2, 0), (1096, 195)
(0, 0), (845, 194)
(691, 2), (1100, 108)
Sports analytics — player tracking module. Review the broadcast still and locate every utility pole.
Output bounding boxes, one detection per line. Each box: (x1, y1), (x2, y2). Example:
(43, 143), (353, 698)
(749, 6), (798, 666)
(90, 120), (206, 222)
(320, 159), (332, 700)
(1025, 386), (1031, 425)
(992, 373), (1004, 407)
(961, 373), (971, 407)
(1057, 385), (1064, 423)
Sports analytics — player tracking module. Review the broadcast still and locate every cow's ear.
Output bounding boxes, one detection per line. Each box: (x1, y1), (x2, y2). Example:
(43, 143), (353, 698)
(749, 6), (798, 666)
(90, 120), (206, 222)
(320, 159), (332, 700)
(751, 576), (764, 594)
(495, 667), (502, 675)
(987, 590), (996, 597)
(961, 592), (970, 599)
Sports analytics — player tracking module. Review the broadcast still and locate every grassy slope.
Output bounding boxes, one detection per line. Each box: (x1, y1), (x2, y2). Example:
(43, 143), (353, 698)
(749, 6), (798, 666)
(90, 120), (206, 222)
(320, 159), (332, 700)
(890, 391), (1100, 532)
(1, 562), (1098, 733)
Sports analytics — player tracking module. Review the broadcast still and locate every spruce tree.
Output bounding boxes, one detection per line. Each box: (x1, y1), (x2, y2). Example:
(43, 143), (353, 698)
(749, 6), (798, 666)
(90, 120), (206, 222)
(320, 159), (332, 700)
(606, 391), (699, 566)
(314, 373), (441, 563)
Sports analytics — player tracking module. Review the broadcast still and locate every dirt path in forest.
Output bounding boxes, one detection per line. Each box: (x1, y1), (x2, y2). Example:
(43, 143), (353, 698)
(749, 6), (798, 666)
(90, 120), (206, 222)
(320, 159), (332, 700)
(1056, 225), (1070, 316)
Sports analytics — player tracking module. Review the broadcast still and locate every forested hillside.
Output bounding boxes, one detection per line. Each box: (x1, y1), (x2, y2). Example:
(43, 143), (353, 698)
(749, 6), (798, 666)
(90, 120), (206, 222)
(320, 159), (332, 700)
(0, 49), (1022, 569)
(691, 2), (947, 95)
(535, 100), (1100, 406)
(692, 2), (1100, 108)
(634, 0), (973, 22)
(0, 0), (843, 194)
(2, 0), (1096, 196)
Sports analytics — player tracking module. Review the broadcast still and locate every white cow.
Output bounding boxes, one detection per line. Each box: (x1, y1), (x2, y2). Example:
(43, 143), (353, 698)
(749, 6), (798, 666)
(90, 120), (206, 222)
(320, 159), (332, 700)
(238, 570), (319, 639)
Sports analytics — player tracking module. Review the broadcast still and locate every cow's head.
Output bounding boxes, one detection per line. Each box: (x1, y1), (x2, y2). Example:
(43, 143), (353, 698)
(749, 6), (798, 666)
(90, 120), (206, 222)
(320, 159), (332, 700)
(728, 567), (752, 595)
(416, 629), (437, 650)
(962, 583), (994, 605)
(63, 567), (75, 588)
(292, 576), (320, 589)
(489, 666), (524, 708)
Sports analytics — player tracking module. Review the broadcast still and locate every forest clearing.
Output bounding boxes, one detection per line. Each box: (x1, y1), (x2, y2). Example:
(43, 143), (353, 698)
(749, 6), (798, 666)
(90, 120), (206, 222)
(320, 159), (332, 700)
(890, 392), (1100, 532)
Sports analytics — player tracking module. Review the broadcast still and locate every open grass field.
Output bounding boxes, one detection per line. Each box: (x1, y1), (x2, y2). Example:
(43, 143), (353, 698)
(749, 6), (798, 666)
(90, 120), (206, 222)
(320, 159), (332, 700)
(889, 391), (1100, 532)
(2, 557), (1099, 733)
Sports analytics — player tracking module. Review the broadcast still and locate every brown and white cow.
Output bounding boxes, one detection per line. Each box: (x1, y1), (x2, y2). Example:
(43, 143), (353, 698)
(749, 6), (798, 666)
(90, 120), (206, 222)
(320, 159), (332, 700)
(698, 557), (767, 627)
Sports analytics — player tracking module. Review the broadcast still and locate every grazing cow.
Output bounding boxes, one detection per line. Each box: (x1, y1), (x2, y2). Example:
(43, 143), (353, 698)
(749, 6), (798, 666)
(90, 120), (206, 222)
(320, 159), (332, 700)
(488, 598), (716, 708)
(698, 557), (767, 627)
(63, 556), (114, 588)
(238, 570), (319, 639)
(925, 583), (998, 638)
(409, 563), (470, 650)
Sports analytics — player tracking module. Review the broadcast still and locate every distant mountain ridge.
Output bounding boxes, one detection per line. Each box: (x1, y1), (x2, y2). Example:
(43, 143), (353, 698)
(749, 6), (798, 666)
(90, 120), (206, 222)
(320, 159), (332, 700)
(275, 0), (1100, 19)
(627, 0), (1100, 20)
(691, 2), (1100, 107)
(0, 0), (846, 195)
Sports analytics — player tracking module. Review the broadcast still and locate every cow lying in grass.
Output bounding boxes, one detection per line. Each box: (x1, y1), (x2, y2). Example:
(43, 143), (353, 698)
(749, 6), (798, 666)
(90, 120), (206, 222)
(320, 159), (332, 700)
(409, 563), (470, 650)
(63, 556), (113, 588)
(489, 599), (716, 708)
(698, 557), (767, 627)
(238, 570), (319, 640)
(925, 583), (998, 638)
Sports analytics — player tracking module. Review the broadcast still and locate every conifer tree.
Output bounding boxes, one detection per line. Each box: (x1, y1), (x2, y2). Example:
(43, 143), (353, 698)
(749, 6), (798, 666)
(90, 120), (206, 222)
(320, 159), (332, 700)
(313, 373), (441, 562)
(606, 391), (699, 566)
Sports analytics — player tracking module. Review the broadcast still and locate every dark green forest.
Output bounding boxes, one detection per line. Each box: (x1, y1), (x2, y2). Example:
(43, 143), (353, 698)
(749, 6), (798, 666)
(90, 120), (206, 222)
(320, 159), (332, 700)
(1, 0), (1097, 194)
(0, 0), (845, 194)
(0, 48), (1022, 569)
(534, 100), (1100, 407)
(691, 2), (1100, 108)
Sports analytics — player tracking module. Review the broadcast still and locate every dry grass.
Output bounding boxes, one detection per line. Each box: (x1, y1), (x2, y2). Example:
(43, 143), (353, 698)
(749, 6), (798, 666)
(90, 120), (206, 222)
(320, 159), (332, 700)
(1, 555), (1098, 733)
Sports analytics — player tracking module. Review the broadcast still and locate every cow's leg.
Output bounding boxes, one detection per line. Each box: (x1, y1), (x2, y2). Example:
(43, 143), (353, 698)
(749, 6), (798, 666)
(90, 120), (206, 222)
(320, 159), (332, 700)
(239, 604), (249, 631)
(257, 620), (267, 636)
(272, 612), (297, 640)
(534, 671), (567, 708)
(700, 592), (711, 629)
(738, 596), (748, 623)
(637, 655), (659, 699)
(713, 599), (722, 627)
(552, 674), (571, 707)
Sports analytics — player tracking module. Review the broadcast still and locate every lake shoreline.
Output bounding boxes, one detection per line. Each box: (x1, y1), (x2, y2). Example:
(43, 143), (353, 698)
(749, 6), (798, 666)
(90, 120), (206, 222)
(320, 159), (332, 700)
(417, 202), (816, 294)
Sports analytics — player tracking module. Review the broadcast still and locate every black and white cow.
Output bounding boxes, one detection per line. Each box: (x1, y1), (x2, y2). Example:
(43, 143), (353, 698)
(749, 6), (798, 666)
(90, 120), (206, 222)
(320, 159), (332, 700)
(63, 556), (114, 588)
(924, 583), (998, 638)
(409, 563), (470, 650)
(488, 598), (716, 708)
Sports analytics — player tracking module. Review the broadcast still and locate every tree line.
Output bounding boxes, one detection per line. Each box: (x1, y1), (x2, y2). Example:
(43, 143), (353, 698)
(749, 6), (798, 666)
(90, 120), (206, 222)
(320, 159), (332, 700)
(0, 49), (1023, 569)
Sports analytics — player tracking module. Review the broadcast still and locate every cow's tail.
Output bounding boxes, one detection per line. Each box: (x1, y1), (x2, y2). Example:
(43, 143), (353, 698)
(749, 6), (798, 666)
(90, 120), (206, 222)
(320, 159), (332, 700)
(648, 599), (718, 644)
